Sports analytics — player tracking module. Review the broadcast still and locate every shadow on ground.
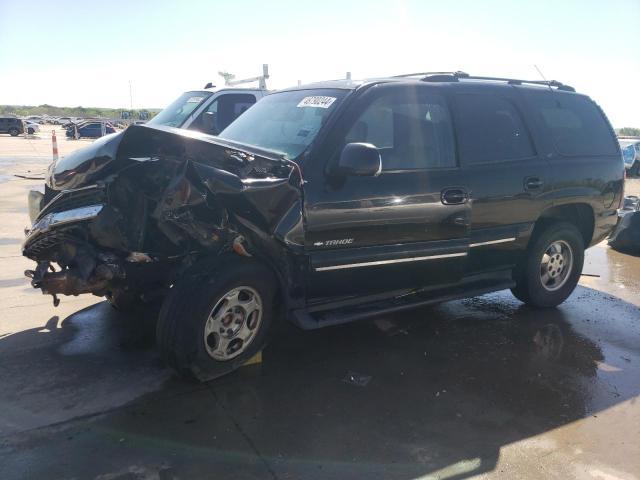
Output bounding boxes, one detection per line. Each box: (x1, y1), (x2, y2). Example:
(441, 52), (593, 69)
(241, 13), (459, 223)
(0, 286), (638, 479)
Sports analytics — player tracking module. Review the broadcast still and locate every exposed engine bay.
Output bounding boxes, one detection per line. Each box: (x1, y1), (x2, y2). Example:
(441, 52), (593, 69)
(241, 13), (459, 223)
(22, 125), (305, 307)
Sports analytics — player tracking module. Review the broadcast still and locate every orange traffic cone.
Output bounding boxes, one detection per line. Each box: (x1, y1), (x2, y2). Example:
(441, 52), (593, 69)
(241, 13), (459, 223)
(52, 130), (58, 162)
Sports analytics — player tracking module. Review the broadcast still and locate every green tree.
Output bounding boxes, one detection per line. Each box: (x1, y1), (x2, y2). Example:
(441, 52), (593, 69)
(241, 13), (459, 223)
(617, 127), (640, 137)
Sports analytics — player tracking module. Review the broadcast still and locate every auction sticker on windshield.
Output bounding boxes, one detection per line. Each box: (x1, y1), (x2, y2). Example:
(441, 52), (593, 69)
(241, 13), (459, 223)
(297, 96), (337, 108)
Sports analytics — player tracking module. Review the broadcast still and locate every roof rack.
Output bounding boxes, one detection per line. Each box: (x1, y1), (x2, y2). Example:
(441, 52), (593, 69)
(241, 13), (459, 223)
(393, 71), (467, 80)
(395, 71), (575, 92)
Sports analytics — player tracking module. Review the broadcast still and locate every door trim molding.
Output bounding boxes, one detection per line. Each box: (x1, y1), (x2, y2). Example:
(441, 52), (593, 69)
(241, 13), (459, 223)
(314, 252), (468, 272)
(469, 237), (516, 248)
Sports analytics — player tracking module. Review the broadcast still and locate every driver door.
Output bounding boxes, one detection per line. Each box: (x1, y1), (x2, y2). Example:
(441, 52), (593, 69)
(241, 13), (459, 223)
(303, 85), (470, 301)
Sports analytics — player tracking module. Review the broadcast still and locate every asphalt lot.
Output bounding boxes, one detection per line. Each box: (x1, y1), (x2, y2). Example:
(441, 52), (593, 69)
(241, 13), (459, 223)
(0, 131), (639, 480)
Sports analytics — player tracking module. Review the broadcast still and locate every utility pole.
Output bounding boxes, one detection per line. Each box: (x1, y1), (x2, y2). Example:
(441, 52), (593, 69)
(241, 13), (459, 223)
(129, 80), (133, 110)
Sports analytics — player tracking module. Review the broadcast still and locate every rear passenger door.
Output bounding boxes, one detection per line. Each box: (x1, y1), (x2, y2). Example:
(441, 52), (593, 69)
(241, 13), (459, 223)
(522, 91), (622, 223)
(304, 84), (470, 300)
(452, 89), (550, 273)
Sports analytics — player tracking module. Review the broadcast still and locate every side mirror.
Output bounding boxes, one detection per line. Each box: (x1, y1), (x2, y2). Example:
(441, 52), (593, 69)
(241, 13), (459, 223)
(336, 143), (382, 177)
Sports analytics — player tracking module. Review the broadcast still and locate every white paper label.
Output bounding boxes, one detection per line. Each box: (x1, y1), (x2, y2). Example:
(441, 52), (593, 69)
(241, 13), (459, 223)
(297, 96), (337, 108)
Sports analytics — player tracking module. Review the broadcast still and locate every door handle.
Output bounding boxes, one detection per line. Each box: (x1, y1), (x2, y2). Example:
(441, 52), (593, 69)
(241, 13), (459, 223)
(524, 177), (544, 191)
(441, 188), (468, 205)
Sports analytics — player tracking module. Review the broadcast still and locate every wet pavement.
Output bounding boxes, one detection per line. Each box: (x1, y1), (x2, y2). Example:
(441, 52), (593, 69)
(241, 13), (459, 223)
(0, 154), (639, 479)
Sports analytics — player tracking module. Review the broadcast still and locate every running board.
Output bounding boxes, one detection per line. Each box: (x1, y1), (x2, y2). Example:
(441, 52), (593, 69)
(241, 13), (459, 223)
(292, 279), (515, 330)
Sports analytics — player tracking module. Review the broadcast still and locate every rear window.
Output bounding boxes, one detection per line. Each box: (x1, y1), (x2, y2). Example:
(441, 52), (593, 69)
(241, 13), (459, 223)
(526, 92), (617, 156)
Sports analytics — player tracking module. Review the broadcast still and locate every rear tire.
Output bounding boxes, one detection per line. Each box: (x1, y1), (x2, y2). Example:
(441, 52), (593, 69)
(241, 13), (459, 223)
(511, 222), (584, 308)
(630, 162), (640, 177)
(156, 257), (277, 382)
(9, 128), (19, 136)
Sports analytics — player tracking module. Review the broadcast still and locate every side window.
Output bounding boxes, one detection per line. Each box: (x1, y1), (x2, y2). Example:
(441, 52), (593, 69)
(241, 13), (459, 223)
(191, 94), (256, 135)
(217, 94), (256, 132)
(344, 91), (456, 170)
(526, 92), (617, 156)
(453, 94), (535, 164)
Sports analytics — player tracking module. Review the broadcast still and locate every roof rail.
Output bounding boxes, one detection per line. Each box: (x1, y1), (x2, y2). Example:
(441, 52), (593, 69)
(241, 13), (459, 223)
(393, 71), (467, 79)
(415, 71), (575, 92)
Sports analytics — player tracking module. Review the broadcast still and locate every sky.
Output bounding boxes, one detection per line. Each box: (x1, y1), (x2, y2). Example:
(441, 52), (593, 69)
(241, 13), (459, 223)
(0, 0), (638, 127)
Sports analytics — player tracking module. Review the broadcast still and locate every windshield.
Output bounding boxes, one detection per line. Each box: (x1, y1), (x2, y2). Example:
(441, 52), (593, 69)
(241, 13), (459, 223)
(218, 88), (348, 160)
(148, 91), (212, 128)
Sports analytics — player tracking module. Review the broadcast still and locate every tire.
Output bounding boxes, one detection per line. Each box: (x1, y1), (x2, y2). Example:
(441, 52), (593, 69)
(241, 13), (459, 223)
(9, 128), (19, 136)
(156, 257), (277, 381)
(511, 222), (584, 308)
(27, 128), (35, 135)
(630, 161), (640, 178)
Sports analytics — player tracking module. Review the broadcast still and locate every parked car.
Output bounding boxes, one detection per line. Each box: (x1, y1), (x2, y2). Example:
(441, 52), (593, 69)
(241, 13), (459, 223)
(25, 116), (45, 125)
(619, 139), (640, 176)
(58, 117), (74, 128)
(147, 87), (267, 135)
(24, 121), (40, 135)
(0, 117), (24, 136)
(65, 121), (116, 138)
(22, 72), (624, 381)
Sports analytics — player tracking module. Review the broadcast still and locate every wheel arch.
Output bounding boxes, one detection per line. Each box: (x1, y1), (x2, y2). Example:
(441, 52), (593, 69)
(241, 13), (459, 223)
(532, 203), (595, 248)
(180, 251), (288, 314)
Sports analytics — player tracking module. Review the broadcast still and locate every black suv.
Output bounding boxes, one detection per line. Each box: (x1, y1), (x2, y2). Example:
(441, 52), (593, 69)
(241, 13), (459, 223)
(22, 72), (624, 380)
(0, 117), (24, 136)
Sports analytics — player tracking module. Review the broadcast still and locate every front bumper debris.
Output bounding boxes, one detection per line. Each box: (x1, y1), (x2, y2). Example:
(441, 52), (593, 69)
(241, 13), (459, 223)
(23, 205), (104, 253)
(22, 124), (303, 307)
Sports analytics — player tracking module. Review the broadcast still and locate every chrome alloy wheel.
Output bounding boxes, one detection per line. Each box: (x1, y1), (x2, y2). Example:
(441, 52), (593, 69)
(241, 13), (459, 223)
(203, 286), (263, 361)
(540, 240), (573, 292)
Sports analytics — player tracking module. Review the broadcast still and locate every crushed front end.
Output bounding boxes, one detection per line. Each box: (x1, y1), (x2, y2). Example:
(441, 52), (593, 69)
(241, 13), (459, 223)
(22, 124), (301, 307)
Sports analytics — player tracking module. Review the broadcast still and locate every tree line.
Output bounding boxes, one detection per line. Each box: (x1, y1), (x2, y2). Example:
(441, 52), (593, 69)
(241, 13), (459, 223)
(617, 127), (640, 137)
(0, 104), (159, 120)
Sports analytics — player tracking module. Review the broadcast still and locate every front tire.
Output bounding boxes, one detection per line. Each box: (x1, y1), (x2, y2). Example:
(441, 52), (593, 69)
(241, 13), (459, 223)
(156, 257), (277, 381)
(630, 161), (640, 177)
(511, 222), (584, 308)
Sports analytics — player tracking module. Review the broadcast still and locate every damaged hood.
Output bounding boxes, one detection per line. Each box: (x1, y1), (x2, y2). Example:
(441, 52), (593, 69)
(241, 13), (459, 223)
(46, 124), (302, 234)
(48, 124), (292, 190)
(48, 130), (125, 190)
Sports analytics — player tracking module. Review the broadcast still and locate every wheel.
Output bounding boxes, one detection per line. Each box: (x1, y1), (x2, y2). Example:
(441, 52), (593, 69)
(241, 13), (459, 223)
(511, 222), (584, 308)
(9, 128), (19, 136)
(156, 257), (277, 381)
(630, 161), (640, 177)
(27, 127), (35, 135)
